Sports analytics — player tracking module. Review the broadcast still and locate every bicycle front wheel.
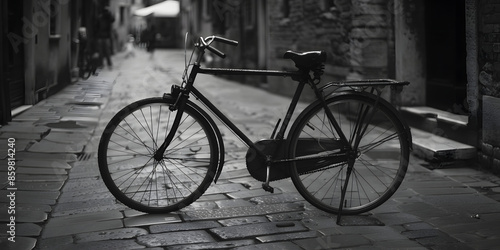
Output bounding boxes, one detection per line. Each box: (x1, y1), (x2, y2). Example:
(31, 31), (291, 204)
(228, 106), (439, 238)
(288, 92), (410, 215)
(98, 97), (218, 213)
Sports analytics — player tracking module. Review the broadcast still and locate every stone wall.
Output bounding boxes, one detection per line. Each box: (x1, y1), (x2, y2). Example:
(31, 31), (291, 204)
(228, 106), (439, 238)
(478, 0), (500, 174)
(478, 0), (500, 97)
(266, 0), (394, 100)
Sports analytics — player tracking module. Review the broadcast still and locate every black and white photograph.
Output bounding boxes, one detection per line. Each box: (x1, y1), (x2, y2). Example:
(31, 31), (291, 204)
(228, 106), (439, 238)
(1, 0), (499, 249)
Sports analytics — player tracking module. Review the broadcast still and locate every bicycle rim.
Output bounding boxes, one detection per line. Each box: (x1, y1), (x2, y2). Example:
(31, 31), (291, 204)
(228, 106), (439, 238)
(289, 93), (409, 214)
(98, 97), (218, 213)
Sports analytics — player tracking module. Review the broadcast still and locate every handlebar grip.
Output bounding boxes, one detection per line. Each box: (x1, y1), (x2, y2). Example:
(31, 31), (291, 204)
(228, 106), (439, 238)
(214, 36), (239, 46)
(206, 45), (226, 58)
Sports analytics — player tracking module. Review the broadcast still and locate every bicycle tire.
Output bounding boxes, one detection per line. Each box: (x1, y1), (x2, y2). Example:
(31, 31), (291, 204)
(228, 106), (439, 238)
(288, 92), (410, 215)
(98, 97), (219, 213)
(80, 53), (94, 80)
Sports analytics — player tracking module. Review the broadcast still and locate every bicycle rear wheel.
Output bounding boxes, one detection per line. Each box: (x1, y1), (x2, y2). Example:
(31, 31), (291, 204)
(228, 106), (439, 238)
(98, 97), (218, 213)
(288, 92), (410, 215)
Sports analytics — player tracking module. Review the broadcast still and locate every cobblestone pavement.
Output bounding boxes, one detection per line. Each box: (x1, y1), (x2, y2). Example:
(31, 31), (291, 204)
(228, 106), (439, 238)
(1, 48), (500, 250)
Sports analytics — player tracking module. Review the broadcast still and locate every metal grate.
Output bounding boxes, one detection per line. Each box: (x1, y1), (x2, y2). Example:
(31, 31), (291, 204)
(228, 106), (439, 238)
(77, 152), (94, 161)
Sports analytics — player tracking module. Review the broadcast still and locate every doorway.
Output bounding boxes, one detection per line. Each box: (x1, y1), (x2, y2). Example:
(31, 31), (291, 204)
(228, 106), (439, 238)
(5, 1), (26, 109)
(425, 0), (467, 114)
(0, 1), (25, 124)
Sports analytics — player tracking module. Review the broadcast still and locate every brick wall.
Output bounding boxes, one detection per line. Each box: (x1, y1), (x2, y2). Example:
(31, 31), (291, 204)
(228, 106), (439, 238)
(478, 0), (500, 174)
(478, 0), (500, 97)
(266, 0), (394, 99)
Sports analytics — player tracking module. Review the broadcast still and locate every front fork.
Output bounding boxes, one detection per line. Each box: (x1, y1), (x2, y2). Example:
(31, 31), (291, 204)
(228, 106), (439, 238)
(153, 86), (188, 161)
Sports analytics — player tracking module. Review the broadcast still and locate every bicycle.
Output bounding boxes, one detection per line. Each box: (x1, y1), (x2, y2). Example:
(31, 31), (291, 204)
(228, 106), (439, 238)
(77, 28), (99, 80)
(98, 35), (412, 224)
(79, 49), (99, 80)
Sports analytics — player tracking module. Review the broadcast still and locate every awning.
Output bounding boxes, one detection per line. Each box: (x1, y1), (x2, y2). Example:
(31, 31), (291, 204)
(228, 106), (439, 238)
(134, 0), (180, 18)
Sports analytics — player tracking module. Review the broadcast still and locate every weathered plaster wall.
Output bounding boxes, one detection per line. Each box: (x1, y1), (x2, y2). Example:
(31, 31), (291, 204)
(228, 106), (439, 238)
(393, 0), (426, 106)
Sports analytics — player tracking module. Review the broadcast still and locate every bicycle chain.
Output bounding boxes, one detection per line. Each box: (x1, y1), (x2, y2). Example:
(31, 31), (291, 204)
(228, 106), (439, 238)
(270, 154), (348, 182)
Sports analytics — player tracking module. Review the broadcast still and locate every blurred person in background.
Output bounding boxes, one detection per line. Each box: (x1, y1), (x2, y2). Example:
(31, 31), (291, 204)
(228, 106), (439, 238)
(95, 7), (115, 69)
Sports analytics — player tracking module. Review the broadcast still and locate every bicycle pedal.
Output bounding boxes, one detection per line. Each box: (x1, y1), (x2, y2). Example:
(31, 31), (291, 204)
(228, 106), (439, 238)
(262, 183), (274, 193)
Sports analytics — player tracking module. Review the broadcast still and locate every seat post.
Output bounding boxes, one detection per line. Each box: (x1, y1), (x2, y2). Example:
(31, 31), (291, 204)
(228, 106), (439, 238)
(274, 81), (306, 140)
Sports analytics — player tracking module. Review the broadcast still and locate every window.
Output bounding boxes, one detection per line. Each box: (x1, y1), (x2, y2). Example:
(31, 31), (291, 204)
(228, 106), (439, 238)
(203, 0), (213, 20)
(282, 0), (290, 18)
(49, 0), (60, 35)
(243, 1), (255, 28)
(120, 6), (125, 25)
(320, 0), (334, 11)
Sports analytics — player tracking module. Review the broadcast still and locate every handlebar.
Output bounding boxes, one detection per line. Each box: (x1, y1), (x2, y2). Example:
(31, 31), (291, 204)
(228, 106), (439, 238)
(200, 36), (238, 59)
(212, 36), (239, 46)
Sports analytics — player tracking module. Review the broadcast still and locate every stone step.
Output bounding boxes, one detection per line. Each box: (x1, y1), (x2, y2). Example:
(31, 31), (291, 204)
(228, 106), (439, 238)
(400, 106), (477, 147)
(411, 127), (477, 162)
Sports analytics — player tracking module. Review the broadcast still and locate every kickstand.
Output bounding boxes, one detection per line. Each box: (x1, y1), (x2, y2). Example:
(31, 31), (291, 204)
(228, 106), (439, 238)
(336, 162), (354, 225)
(262, 165), (274, 193)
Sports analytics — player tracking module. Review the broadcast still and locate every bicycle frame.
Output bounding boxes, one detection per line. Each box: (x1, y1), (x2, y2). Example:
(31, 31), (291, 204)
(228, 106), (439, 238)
(155, 38), (409, 166)
(194, 66), (306, 151)
(154, 48), (351, 168)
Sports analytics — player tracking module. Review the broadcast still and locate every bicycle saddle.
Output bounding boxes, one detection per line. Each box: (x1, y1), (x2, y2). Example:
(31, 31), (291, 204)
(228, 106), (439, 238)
(283, 50), (326, 69)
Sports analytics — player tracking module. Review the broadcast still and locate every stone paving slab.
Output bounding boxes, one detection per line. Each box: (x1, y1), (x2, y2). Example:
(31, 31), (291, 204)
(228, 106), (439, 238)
(74, 228), (148, 243)
(15, 223), (42, 237)
(373, 239), (427, 249)
(44, 239), (145, 250)
(0, 139), (33, 152)
(0, 236), (37, 250)
(28, 140), (85, 153)
(183, 203), (304, 221)
(15, 152), (78, 161)
(2, 203), (52, 213)
(42, 218), (123, 238)
(149, 220), (221, 233)
(0, 208), (47, 223)
(4, 158), (73, 169)
(373, 212), (423, 226)
(167, 239), (256, 250)
(398, 201), (451, 218)
(123, 213), (182, 227)
(204, 183), (247, 195)
(266, 210), (334, 222)
(214, 199), (254, 208)
(209, 221), (308, 240)
(293, 234), (372, 249)
(14, 173), (68, 182)
(256, 231), (319, 243)
(226, 188), (283, 199)
(0, 124), (50, 134)
(16, 167), (67, 175)
(51, 199), (124, 217)
(42, 131), (91, 144)
(410, 186), (478, 195)
(183, 201), (218, 211)
(249, 193), (304, 205)
(234, 241), (303, 250)
(425, 193), (500, 214)
(0, 132), (44, 140)
(0, 190), (60, 205)
(218, 216), (270, 226)
(55, 191), (115, 204)
(14, 181), (65, 191)
(137, 230), (216, 247)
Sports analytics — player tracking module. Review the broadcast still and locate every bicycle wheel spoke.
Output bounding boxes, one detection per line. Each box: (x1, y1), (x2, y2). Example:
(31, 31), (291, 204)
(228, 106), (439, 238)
(359, 132), (399, 154)
(290, 94), (409, 215)
(121, 119), (155, 154)
(98, 98), (218, 213)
